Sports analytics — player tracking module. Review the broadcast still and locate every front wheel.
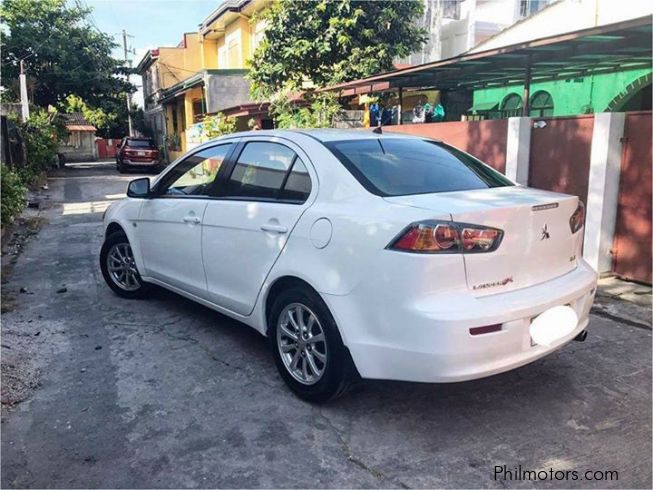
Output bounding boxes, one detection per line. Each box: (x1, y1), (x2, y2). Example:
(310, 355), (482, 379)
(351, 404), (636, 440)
(100, 231), (149, 299)
(269, 287), (356, 402)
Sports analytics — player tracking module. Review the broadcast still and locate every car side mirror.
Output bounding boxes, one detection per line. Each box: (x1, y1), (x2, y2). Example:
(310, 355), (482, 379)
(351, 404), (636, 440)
(127, 178), (151, 198)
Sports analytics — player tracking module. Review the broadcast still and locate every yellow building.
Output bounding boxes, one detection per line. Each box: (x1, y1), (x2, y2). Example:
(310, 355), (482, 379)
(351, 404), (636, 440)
(138, 32), (206, 153)
(138, 0), (271, 161)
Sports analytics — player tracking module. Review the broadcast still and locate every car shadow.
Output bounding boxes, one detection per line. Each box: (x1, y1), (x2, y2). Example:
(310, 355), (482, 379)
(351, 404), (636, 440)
(144, 284), (581, 411)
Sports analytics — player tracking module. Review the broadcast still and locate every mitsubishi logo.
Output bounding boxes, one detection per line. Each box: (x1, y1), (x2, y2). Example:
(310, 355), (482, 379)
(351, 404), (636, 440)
(541, 224), (550, 240)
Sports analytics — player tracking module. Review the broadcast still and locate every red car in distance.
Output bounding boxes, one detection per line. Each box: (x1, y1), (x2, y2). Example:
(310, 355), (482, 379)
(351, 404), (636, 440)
(116, 137), (162, 173)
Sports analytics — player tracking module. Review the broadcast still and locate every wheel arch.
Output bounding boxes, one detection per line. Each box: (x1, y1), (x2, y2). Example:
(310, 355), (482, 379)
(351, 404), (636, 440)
(264, 275), (322, 336)
(105, 221), (125, 238)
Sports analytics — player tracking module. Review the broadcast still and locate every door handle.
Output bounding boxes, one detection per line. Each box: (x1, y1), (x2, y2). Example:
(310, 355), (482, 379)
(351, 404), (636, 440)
(260, 224), (288, 234)
(183, 216), (201, 224)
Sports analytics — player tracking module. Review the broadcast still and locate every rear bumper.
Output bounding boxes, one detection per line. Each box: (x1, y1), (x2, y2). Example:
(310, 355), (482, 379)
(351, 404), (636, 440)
(122, 158), (160, 166)
(324, 259), (598, 383)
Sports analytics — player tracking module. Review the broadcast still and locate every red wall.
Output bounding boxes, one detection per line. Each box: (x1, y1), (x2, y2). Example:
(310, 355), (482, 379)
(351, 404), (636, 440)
(613, 111), (652, 284)
(385, 119), (508, 173)
(96, 138), (118, 159)
(527, 115), (594, 204)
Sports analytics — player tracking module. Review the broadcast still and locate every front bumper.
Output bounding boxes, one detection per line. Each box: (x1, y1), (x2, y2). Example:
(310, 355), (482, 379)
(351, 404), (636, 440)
(324, 259), (597, 383)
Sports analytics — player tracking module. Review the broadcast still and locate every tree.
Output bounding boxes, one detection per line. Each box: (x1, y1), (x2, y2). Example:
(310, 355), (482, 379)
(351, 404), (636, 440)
(248, 0), (426, 100)
(62, 94), (112, 132)
(1, 0), (133, 134)
(269, 91), (341, 129)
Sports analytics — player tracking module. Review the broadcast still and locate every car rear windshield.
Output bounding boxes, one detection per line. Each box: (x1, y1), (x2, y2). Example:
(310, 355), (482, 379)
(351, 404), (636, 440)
(325, 138), (513, 196)
(127, 139), (155, 148)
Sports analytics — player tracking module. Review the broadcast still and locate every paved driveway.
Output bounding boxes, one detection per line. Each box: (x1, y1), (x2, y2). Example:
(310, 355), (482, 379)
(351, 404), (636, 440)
(1, 161), (651, 488)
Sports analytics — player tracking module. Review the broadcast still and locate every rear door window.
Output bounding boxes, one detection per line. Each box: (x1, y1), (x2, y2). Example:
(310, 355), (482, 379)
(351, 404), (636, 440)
(279, 157), (311, 203)
(326, 138), (513, 196)
(225, 142), (296, 200)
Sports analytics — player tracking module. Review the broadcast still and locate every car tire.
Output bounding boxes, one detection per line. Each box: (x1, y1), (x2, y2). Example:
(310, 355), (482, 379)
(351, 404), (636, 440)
(100, 231), (149, 299)
(269, 286), (356, 402)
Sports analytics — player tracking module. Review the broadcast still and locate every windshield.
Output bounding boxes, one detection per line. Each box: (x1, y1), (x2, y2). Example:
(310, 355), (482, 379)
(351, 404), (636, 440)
(127, 139), (155, 148)
(325, 138), (513, 196)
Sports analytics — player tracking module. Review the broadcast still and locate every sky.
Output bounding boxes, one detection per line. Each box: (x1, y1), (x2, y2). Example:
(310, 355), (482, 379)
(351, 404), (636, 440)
(82, 0), (222, 106)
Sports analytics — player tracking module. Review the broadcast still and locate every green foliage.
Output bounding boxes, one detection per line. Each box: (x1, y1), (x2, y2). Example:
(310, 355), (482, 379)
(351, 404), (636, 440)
(130, 105), (151, 138)
(248, 0), (426, 100)
(270, 91), (341, 129)
(12, 109), (66, 183)
(166, 134), (181, 152)
(1, 0), (133, 136)
(62, 94), (114, 133)
(203, 114), (237, 139)
(1, 164), (27, 226)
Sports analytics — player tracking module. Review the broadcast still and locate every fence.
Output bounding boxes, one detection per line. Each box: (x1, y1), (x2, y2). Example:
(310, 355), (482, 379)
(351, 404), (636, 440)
(386, 119), (508, 173)
(528, 115), (594, 205)
(612, 112), (652, 283)
(96, 138), (118, 159)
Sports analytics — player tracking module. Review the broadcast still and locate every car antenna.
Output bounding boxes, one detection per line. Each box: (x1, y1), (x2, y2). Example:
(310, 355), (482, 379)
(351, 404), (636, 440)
(372, 125), (382, 134)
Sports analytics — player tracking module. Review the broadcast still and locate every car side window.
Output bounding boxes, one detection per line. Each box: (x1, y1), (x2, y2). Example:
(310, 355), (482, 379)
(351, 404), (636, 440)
(225, 142), (296, 199)
(157, 144), (232, 197)
(280, 157), (311, 203)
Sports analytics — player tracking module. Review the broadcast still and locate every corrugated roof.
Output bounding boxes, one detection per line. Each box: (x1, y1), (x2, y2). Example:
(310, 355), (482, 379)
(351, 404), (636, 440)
(324, 15), (652, 94)
(61, 112), (96, 131)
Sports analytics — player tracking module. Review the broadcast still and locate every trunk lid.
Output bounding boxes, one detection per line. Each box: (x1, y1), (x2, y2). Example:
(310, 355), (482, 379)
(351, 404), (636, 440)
(384, 186), (583, 296)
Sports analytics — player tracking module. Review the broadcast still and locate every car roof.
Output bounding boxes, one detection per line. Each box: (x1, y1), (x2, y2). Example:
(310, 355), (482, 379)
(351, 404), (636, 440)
(221, 128), (426, 143)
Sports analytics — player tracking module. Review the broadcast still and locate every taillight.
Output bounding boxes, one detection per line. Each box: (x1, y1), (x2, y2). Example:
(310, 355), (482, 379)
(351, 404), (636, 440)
(569, 201), (585, 234)
(388, 220), (503, 254)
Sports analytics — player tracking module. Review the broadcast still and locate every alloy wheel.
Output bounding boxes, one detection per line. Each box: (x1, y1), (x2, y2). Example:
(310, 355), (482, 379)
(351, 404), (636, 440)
(276, 303), (328, 385)
(106, 242), (141, 291)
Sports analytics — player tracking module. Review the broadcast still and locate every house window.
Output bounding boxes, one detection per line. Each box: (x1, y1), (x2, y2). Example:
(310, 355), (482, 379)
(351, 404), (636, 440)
(66, 131), (81, 147)
(172, 107), (178, 134)
(218, 45), (227, 68)
(529, 91), (554, 117)
(500, 93), (523, 118)
(251, 20), (268, 55)
(227, 39), (239, 67)
(520, 0), (548, 18)
(192, 98), (205, 122)
(225, 30), (241, 68)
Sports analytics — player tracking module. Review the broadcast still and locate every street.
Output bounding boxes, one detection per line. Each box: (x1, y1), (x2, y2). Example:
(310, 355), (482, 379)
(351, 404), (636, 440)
(1, 161), (651, 488)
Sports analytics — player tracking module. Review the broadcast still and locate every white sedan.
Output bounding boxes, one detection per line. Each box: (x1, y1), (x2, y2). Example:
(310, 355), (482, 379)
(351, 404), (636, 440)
(100, 129), (597, 402)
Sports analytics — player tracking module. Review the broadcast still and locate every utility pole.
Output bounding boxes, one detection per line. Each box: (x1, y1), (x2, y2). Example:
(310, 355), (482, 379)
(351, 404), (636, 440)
(19, 60), (29, 122)
(122, 29), (134, 136)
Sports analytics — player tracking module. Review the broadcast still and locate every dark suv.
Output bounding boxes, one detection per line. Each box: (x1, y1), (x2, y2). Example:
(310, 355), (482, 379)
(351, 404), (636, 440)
(116, 137), (161, 173)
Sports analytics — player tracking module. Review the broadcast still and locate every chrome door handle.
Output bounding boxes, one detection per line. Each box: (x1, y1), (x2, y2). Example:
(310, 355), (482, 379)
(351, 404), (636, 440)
(183, 216), (201, 224)
(260, 224), (288, 234)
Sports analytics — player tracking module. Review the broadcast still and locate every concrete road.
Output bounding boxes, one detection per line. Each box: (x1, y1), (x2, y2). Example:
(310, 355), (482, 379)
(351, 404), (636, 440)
(1, 161), (651, 489)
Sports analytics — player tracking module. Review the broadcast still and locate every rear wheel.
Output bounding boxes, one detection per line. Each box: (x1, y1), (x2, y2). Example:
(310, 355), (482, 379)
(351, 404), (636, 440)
(269, 286), (355, 402)
(100, 231), (149, 299)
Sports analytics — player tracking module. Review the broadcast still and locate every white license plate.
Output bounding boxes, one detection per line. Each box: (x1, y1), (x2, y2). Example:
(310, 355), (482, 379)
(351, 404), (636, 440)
(137, 151), (145, 156)
(529, 305), (578, 347)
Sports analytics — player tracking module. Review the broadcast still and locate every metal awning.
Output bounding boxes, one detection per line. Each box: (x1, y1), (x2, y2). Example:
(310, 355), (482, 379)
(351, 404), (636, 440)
(324, 15), (652, 94)
(468, 102), (499, 113)
(159, 73), (204, 104)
